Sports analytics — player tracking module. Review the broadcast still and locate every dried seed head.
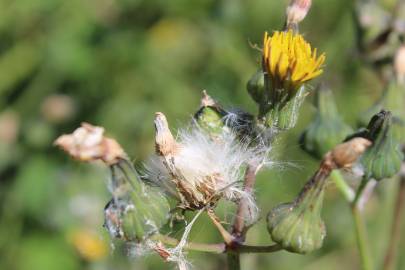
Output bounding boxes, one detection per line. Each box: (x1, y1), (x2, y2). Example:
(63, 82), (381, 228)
(329, 137), (372, 169)
(147, 112), (270, 218)
(394, 45), (405, 84)
(54, 123), (126, 165)
(286, 0), (312, 29)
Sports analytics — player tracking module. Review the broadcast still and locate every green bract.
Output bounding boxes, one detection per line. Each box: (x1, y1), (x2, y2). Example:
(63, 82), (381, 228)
(267, 175), (326, 254)
(104, 160), (170, 242)
(360, 110), (404, 181)
(300, 88), (353, 159)
(264, 86), (307, 130)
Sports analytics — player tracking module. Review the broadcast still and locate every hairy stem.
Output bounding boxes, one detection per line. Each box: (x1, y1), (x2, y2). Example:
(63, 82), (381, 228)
(383, 175), (405, 270)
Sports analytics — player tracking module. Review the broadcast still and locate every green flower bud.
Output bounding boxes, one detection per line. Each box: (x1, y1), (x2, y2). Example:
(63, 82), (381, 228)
(264, 85), (307, 130)
(247, 70), (265, 104)
(194, 91), (229, 138)
(359, 82), (405, 142)
(360, 110), (404, 180)
(195, 105), (227, 136)
(267, 172), (327, 254)
(300, 88), (353, 159)
(104, 160), (170, 242)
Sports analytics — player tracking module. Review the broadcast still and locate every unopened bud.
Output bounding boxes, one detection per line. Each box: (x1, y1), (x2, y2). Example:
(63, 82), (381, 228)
(360, 110), (404, 180)
(194, 91), (228, 137)
(286, 0), (312, 30)
(247, 70), (265, 104)
(300, 88), (353, 159)
(104, 160), (170, 242)
(394, 45), (405, 84)
(267, 167), (326, 254)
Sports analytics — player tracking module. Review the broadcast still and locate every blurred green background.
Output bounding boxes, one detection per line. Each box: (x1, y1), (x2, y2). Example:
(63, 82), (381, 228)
(0, 0), (404, 269)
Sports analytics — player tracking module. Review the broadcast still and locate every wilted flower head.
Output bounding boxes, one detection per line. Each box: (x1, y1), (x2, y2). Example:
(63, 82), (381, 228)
(263, 30), (325, 95)
(54, 122), (126, 165)
(144, 112), (272, 221)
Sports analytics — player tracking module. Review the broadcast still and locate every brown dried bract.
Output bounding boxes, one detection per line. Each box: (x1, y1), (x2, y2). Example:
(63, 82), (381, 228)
(54, 122), (126, 165)
(327, 137), (372, 169)
(154, 112), (179, 156)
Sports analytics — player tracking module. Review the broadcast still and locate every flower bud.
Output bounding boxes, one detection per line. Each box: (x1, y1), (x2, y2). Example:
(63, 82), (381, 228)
(247, 70), (265, 104)
(300, 87), (353, 159)
(267, 170), (327, 254)
(194, 91), (228, 137)
(104, 160), (170, 241)
(360, 110), (404, 180)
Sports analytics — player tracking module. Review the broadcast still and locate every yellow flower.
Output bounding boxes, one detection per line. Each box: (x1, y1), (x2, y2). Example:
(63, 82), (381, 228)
(69, 229), (108, 261)
(263, 30), (325, 90)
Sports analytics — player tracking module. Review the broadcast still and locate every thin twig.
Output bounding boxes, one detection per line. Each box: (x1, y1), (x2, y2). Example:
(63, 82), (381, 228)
(207, 209), (235, 245)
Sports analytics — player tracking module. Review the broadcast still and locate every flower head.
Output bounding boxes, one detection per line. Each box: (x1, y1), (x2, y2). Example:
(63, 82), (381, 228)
(263, 30), (325, 93)
(143, 112), (273, 223)
(54, 123), (126, 165)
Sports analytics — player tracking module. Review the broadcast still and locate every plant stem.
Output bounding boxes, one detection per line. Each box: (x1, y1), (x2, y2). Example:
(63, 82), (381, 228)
(151, 234), (226, 254)
(151, 234), (282, 255)
(330, 170), (355, 202)
(232, 164), (257, 239)
(227, 253), (241, 270)
(229, 164), (258, 269)
(351, 177), (373, 270)
(383, 175), (405, 270)
(351, 205), (373, 270)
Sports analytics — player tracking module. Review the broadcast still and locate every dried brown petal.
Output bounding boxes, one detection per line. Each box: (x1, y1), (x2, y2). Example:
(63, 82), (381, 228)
(154, 112), (179, 156)
(54, 122), (126, 165)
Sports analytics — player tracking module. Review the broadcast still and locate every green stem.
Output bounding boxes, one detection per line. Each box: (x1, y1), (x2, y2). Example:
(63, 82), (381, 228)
(330, 170), (355, 202)
(351, 205), (373, 270)
(383, 176), (405, 270)
(151, 234), (282, 255)
(227, 253), (241, 270)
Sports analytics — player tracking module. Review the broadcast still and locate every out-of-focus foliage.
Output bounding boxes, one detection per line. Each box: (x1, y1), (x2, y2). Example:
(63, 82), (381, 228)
(0, 0), (404, 270)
